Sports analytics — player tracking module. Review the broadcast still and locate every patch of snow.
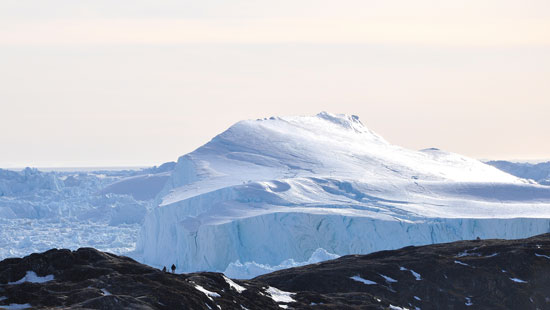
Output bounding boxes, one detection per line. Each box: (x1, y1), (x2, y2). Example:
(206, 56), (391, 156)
(222, 276), (246, 293)
(465, 297), (473, 306)
(279, 305), (288, 309)
(509, 277), (528, 283)
(389, 305), (410, 310)
(400, 267), (421, 280)
(194, 285), (221, 300)
(414, 296), (421, 301)
(101, 288), (111, 296)
(0, 297), (6, 301)
(8, 271), (54, 285)
(0, 304), (32, 310)
(265, 286), (296, 303)
(456, 248), (481, 257)
(535, 253), (550, 259)
(350, 275), (377, 285)
(409, 269), (422, 280)
(454, 260), (470, 267)
(379, 274), (398, 283)
(484, 253), (498, 258)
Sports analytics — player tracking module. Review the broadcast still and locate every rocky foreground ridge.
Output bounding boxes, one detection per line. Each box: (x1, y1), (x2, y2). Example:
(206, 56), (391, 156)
(2, 234), (550, 309)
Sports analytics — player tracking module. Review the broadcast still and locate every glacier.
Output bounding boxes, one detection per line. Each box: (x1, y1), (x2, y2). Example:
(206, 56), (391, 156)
(136, 112), (550, 276)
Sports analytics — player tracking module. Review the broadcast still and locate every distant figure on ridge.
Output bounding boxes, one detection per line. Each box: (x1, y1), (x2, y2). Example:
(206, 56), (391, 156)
(171, 264), (176, 274)
(162, 266), (166, 272)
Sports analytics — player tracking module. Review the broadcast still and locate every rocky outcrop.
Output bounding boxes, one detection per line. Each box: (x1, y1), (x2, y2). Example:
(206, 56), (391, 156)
(2, 233), (550, 309)
(257, 233), (550, 309)
(0, 248), (280, 309)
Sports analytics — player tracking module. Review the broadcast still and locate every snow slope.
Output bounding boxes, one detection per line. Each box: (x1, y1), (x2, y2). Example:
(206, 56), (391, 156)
(137, 112), (550, 276)
(486, 160), (550, 185)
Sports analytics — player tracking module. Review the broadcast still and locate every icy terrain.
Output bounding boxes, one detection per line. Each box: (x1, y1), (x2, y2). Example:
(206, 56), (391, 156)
(3, 112), (550, 279)
(486, 160), (550, 185)
(136, 112), (550, 277)
(0, 165), (173, 260)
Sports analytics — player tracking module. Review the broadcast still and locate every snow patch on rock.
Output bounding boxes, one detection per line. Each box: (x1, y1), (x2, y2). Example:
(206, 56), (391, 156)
(223, 276), (246, 293)
(8, 271), (54, 285)
(350, 275), (377, 285)
(194, 285), (220, 300)
(265, 286), (296, 303)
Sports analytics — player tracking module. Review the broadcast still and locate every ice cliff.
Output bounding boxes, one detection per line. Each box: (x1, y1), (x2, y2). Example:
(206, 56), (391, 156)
(136, 112), (550, 277)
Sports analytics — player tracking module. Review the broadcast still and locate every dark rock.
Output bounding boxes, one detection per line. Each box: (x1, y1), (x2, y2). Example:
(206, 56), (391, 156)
(2, 234), (550, 309)
(257, 233), (550, 309)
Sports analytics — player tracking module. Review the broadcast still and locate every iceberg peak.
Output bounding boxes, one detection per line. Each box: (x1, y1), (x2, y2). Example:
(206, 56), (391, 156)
(159, 111), (522, 205)
(316, 111), (364, 130)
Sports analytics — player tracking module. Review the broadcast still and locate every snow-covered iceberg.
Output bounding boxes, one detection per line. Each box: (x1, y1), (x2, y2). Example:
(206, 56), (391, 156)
(136, 112), (550, 276)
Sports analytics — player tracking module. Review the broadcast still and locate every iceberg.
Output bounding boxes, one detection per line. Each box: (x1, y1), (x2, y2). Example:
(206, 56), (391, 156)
(224, 248), (340, 279)
(136, 112), (550, 276)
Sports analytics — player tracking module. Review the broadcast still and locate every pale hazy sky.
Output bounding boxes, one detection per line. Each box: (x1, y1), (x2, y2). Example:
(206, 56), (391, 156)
(1, 0), (549, 167)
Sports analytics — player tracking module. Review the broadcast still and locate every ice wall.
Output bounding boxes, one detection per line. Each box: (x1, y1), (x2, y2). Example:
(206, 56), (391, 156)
(140, 205), (550, 274)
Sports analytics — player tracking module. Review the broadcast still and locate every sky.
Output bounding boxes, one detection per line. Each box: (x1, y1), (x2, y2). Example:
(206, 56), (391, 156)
(1, 0), (549, 168)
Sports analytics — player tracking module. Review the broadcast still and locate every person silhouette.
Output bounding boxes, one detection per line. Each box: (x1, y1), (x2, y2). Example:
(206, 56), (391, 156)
(162, 266), (167, 272)
(171, 264), (176, 274)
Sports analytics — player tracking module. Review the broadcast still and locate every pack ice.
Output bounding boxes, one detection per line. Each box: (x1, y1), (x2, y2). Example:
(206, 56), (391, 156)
(136, 112), (550, 277)
(0, 164), (173, 260)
